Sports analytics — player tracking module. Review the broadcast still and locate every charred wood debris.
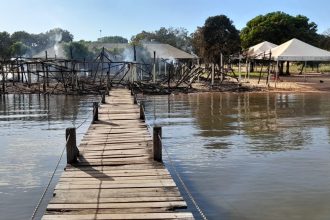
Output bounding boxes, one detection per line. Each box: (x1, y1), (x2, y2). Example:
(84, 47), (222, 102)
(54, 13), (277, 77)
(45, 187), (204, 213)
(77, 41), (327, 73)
(0, 51), (252, 96)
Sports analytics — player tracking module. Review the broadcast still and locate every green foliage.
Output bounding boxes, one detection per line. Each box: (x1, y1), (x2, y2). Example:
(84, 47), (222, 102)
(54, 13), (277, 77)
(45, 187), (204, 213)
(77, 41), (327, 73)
(192, 15), (240, 63)
(98, 36), (128, 43)
(190, 27), (205, 57)
(63, 41), (93, 60)
(318, 28), (330, 50)
(46, 28), (73, 44)
(131, 27), (192, 52)
(10, 41), (30, 57)
(9, 28), (74, 57)
(240, 11), (318, 49)
(0, 32), (12, 59)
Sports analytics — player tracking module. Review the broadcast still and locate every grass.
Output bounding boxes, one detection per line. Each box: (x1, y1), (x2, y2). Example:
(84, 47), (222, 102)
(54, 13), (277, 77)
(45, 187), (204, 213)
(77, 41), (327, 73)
(228, 62), (330, 77)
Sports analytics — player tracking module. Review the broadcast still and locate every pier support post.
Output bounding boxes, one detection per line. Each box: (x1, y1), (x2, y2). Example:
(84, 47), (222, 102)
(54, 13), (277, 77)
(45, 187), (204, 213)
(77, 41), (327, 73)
(134, 94), (137, 104)
(140, 101), (145, 121)
(66, 127), (79, 164)
(153, 127), (162, 162)
(101, 92), (106, 104)
(93, 102), (99, 122)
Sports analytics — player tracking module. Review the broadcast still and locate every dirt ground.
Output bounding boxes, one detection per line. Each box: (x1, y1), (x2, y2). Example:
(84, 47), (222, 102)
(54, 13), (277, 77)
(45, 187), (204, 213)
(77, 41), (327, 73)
(245, 73), (330, 92)
(2, 73), (330, 94)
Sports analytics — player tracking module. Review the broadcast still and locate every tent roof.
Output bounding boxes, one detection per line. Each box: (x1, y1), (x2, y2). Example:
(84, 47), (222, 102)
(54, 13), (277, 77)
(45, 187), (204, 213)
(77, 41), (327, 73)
(248, 41), (277, 58)
(270, 38), (330, 61)
(143, 43), (197, 59)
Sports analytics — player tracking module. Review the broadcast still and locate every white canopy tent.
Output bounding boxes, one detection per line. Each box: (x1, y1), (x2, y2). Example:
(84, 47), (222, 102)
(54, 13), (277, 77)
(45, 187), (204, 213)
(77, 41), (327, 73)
(270, 38), (330, 61)
(248, 41), (278, 59)
(269, 38), (330, 85)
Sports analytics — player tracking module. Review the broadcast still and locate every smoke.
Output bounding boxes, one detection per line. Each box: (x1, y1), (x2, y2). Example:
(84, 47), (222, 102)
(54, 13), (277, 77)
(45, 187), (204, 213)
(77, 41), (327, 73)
(52, 32), (62, 57)
(122, 47), (133, 62)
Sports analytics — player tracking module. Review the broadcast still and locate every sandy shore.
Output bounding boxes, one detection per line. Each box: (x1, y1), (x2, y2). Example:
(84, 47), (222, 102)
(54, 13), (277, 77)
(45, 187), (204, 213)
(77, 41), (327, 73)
(235, 73), (330, 93)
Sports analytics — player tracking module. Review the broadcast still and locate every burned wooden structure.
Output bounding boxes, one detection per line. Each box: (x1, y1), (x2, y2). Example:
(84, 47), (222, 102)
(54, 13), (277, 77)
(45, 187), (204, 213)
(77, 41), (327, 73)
(0, 46), (246, 95)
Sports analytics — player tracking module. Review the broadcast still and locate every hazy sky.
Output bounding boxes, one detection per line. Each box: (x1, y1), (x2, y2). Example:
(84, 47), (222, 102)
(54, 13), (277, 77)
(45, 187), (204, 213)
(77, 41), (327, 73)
(0, 0), (329, 41)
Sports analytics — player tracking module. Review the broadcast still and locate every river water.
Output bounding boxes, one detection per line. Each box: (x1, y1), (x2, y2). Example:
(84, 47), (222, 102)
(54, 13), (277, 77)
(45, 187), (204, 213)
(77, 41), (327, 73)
(1, 92), (330, 220)
(0, 94), (96, 220)
(144, 92), (330, 220)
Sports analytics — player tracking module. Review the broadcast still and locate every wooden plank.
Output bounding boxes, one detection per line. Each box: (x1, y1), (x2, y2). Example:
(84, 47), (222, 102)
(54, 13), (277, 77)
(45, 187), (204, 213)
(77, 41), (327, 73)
(43, 213), (193, 220)
(50, 196), (184, 204)
(47, 201), (187, 209)
(43, 88), (193, 219)
(45, 207), (174, 214)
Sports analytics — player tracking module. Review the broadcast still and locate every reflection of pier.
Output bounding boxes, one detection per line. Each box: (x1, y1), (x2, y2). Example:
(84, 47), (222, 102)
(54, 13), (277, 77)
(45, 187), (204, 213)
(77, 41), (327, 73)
(42, 88), (194, 219)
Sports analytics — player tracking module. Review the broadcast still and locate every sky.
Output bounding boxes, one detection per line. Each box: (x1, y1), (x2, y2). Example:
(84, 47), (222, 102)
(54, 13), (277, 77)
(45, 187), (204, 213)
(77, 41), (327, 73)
(0, 0), (329, 41)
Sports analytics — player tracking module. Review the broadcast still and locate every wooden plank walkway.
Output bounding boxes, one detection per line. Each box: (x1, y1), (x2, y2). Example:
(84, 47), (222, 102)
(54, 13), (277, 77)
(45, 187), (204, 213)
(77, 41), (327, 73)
(42, 88), (194, 220)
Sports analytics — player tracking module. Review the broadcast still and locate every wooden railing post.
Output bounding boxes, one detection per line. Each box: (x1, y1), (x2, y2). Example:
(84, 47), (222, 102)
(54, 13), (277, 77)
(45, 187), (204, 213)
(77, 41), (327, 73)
(153, 126), (162, 162)
(140, 101), (145, 121)
(66, 127), (79, 164)
(93, 102), (99, 122)
(134, 94), (137, 104)
(101, 92), (106, 104)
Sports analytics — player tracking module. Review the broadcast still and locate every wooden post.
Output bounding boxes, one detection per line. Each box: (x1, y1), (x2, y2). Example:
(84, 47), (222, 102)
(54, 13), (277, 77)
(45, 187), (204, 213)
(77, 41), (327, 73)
(238, 53), (241, 83)
(101, 92), (106, 104)
(42, 64), (46, 93)
(134, 94), (137, 104)
(27, 63), (31, 88)
(93, 102), (99, 122)
(45, 51), (49, 86)
(140, 101), (145, 121)
(211, 63), (215, 86)
(153, 51), (156, 83)
(153, 127), (162, 162)
(1, 65), (5, 94)
(66, 127), (79, 164)
(106, 85), (110, 96)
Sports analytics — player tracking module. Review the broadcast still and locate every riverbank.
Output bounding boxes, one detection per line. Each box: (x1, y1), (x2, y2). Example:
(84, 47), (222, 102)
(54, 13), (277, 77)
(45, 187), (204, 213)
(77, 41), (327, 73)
(2, 73), (330, 94)
(208, 73), (330, 93)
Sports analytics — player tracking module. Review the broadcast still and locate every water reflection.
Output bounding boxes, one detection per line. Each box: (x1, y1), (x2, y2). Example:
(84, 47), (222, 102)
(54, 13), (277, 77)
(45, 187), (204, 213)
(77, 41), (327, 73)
(144, 92), (330, 220)
(0, 94), (96, 220)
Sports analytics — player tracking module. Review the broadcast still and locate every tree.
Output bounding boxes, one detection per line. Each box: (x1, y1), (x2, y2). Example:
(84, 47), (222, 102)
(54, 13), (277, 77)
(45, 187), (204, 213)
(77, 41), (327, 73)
(98, 36), (128, 43)
(192, 15), (240, 63)
(318, 28), (330, 50)
(190, 27), (205, 58)
(240, 11), (318, 49)
(11, 31), (33, 47)
(0, 32), (12, 59)
(131, 27), (192, 52)
(10, 41), (30, 57)
(46, 28), (73, 44)
(63, 41), (93, 60)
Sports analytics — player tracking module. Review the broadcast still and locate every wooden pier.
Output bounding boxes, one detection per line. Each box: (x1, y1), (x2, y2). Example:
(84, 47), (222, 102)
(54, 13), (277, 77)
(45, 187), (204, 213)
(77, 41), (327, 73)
(42, 88), (194, 219)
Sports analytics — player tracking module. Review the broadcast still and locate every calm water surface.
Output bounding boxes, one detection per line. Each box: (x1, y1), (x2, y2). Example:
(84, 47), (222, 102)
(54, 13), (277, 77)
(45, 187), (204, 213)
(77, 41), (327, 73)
(144, 92), (330, 220)
(0, 94), (96, 220)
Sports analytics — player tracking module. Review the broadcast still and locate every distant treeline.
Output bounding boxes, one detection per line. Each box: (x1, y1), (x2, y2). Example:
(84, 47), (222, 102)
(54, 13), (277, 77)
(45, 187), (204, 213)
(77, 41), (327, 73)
(1, 11), (330, 64)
